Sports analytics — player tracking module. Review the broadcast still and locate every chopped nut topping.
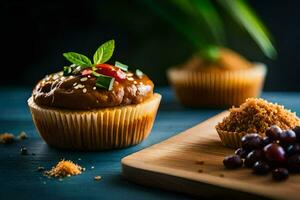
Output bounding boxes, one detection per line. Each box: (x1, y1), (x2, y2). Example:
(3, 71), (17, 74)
(80, 77), (88, 82)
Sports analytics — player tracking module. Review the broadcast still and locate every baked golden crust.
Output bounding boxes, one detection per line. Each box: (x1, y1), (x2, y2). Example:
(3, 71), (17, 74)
(32, 71), (154, 110)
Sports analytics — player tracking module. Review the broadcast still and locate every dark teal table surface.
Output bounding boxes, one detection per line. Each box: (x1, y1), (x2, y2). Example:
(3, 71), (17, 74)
(1, 87), (300, 200)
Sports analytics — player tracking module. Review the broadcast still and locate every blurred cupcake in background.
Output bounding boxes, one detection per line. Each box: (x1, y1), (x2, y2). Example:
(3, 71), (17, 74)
(168, 48), (267, 107)
(143, 0), (276, 107)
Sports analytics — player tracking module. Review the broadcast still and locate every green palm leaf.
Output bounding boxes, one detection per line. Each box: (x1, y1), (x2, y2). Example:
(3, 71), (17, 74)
(217, 0), (277, 59)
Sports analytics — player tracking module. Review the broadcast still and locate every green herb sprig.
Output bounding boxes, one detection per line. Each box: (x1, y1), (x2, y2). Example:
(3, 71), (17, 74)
(62, 40), (144, 91)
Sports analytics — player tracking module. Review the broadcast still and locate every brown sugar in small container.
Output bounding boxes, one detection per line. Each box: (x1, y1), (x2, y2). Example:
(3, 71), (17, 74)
(216, 98), (300, 148)
(167, 48), (266, 107)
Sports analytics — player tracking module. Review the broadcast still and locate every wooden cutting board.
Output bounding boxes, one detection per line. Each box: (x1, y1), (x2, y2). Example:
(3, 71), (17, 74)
(122, 111), (300, 200)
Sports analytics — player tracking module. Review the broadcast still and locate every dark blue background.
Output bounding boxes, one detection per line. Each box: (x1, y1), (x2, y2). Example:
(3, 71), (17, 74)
(2, 0), (299, 91)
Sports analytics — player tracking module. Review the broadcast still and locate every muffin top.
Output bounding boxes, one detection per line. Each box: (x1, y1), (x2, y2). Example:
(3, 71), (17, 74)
(32, 40), (154, 110)
(183, 48), (253, 71)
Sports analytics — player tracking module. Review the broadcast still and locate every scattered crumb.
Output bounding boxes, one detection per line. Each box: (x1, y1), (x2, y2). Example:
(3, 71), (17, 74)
(82, 88), (87, 93)
(45, 160), (83, 178)
(91, 166), (94, 169)
(219, 174), (225, 177)
(94, 176), (102, 181)
(0, 133), (15, 144)
(37, 166), (45, 172)
(20, 147), (28, 155)
(18, 131), (28, 140)
(195, 160), (205, 165)
(198, 169), (203, 173)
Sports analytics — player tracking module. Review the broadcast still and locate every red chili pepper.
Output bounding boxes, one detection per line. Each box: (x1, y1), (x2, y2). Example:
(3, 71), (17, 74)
(81, 68), (93, 76)
(96, 64), (126, 82)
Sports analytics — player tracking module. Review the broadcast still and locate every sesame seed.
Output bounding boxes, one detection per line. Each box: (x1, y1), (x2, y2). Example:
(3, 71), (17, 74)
(83, 88), (87, 93)
(127, 77), (134, 81)
(127, 73), (133, 77)
(80, 77), (88, 82)
(93, 87), (96, 90)
(88, 75), (91, 78)
(73, 82), (78, 86)
(91, 166), (95, 169)
(133, 81), (137, 84)
(94, 176), (102, 181)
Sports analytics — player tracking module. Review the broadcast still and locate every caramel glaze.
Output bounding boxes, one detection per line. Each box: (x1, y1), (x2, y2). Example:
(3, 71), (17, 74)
(32, 71), (154, 110)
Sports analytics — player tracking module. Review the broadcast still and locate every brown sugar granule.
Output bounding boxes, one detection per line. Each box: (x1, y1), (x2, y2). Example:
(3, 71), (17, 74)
(45, 160), (83, 178)
(0, 133), (15, 144)
(18, 131), (28, 140)
(94, 176), (102, 181)
(216, 98), (300, 135)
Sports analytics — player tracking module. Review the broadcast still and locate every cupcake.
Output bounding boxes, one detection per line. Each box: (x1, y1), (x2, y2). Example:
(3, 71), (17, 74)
(167, 48), (266, 107)
(28, 40), (161, 151)
(216, 98), (300, 148)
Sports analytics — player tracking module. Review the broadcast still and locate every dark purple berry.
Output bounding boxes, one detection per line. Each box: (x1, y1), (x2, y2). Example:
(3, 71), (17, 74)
(262, 137), (273, 147)
(287, 154), (300, 173)
(244, 149), (265, 168)
(272, 168), (289, 181)
(293, 126), (300, 142)
(253, 161), (270, 175)
(280, 130), (296, 144)
(223, 155), (243, 169)
(235, 148), (248, 158)
(241, 133), (263, 150)
(266, 125), (282, 140)
(264, 143), (286, 163)
(286, 143), (300, 156)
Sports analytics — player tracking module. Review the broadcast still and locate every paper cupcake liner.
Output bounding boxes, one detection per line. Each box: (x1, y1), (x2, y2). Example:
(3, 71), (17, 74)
(216, 128), (251, 148)
(28, 93), (161, 151)
(167, 64), (266, 107)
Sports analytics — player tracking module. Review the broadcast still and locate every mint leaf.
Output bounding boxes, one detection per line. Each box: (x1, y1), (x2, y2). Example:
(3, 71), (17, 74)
(93, 40), (115, 64)
(115, 61), (128, 71)
(95, 74), (115, 91)
(63, 52), (92, 67)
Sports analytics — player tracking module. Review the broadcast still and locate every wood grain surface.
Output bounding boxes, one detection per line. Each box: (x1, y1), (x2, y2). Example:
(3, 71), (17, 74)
(122, 111), (300, 200)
